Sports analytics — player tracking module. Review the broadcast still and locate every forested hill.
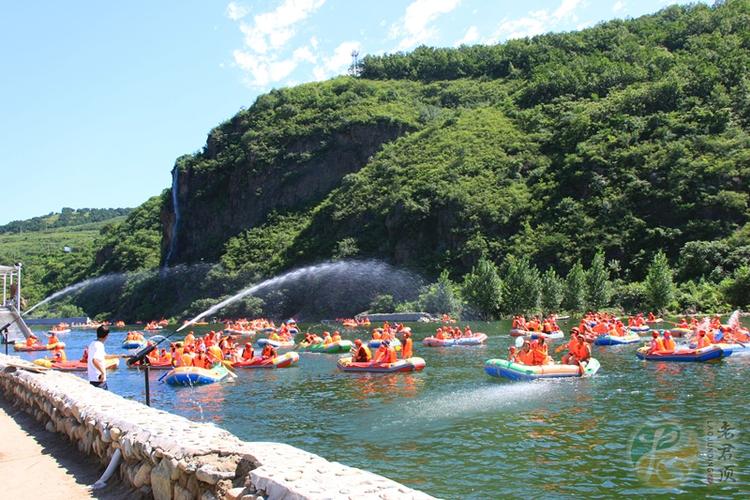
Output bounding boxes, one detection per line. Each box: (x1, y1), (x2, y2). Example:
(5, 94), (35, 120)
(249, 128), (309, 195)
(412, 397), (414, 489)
(48, 1), (750, 319)
(0, 207), (132, 234)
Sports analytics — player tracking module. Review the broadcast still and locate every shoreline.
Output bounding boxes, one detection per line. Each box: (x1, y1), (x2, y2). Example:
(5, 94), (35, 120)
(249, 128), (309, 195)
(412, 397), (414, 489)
(0, 354), (434, 500)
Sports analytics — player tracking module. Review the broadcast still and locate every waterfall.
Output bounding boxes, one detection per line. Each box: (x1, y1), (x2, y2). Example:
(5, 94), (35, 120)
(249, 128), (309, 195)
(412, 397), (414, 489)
(164, 167), (181, 267)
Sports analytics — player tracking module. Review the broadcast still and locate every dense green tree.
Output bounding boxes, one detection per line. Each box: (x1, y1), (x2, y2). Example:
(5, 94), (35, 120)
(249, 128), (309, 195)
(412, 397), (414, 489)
(586, 251), (611, 311)
(418, 271), (463, 317)
(563, 261), (586, 312)
(369, 294), (395, 313)
(501, 256), (541, 315)
(721, 265), (750, 308)
(644, 251), (676, 313)
(461, 258), (502, 319)
(540, 268), (564, 315)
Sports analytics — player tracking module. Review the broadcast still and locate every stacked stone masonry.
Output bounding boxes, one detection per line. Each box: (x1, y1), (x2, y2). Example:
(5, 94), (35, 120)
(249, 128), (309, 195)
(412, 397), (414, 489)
(0, 354), (435, 500)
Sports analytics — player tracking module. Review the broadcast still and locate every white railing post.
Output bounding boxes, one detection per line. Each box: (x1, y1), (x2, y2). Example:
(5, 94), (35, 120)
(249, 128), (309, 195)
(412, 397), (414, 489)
(15, 264), (22, 310)
(2, 273), (6, 306)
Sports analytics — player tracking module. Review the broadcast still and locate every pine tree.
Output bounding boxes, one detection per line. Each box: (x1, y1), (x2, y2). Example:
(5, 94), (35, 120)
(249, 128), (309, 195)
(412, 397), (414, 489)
(563, 261), (586, 312)
(462, 258), (502, 320)
(586, 251), (611, 310)
(644, 250), (675, 313)
(540, 267), (564, 315)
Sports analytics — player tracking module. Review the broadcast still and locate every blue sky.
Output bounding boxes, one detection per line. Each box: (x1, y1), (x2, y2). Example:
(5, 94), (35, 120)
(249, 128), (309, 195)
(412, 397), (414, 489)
(0, 0), (705, 225)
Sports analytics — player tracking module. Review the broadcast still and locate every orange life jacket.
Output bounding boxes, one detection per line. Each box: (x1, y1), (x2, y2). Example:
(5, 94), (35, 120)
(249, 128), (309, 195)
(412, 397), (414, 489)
(662, 337), (676, 352)
(402, 338), (413, 359)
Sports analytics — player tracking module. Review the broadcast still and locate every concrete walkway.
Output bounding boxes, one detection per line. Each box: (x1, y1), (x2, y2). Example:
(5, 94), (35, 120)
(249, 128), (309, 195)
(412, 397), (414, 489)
(0, 397), (131, 500)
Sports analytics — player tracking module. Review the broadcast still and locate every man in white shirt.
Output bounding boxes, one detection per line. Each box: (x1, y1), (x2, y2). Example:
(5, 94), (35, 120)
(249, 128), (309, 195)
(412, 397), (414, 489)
(87, 325), (111, 389)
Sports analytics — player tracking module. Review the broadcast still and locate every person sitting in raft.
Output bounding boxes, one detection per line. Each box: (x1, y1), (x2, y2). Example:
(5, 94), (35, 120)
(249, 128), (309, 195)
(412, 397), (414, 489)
(159, 348), (172, 365)
(331, 331), (342, 343)
(261, 343), (278, 360)
(269, 331), (281, 342)
(371, 329), (382, 340)
(382, 340), (398, 364)
(51, 345), (67, 362)
(80, 347), (88, 363)
(322, 331), (333, 345)
(183, 331), (195, 347)
(647, 331), (665, 355)
(147, 346), (160, 364)
(352, 339), (372, 362)
(401, 331), (413, 359)
(515, 341), (534, 365)
(696, 330), (712, 349)
(26, 334), (38, 347)
(648, 312), (656, 322)
(556, 328), (581, 364)
(47, 332), (60, 346)
(676, 318), (689, 329)
(661, 331), (676, 353)
(531, 338), (551, 365)
(241, 343), (254, 360)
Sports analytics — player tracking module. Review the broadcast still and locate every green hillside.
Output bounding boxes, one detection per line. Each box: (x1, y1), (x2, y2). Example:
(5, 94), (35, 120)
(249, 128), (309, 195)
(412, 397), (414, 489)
(25, 1), (750, 320)
(0, 216), (128, 310)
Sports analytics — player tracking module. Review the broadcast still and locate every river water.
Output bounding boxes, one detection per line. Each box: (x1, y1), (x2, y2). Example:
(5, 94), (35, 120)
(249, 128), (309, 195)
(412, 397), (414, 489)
(17, 319), (749, 498)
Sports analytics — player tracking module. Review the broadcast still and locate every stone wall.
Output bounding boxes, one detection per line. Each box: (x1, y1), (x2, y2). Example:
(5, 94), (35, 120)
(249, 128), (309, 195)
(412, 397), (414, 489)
(0, 354), (434, 500)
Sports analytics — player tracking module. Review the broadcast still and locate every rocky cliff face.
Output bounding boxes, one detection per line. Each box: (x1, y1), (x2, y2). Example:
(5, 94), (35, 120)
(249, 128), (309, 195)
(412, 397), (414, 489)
(161, 120), (412, 265)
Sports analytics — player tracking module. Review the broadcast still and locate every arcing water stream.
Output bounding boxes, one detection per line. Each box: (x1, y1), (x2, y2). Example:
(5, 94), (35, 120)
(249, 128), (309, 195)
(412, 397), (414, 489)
(22, 273), (127, 316)
(178, 259), (417, 331)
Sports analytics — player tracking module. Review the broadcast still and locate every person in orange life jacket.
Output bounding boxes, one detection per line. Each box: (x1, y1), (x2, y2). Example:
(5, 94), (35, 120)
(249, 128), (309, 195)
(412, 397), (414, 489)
(661, 331), (676, 353)
(261, 344), (277, 360)
(242, 343), (254, 360)
(352, 339), (371, 362)
(51, 345), (67, 362)
(382, 339), (398, 363)
(401, 331), (413, 359)
(696, 330), (712, 349)
(647, 331), (665, 354)
(557, 328), (581, 364)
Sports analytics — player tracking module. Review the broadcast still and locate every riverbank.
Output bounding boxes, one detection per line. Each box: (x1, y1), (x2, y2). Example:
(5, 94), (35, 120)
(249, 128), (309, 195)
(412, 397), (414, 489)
(0, 353), (433, 499)
(0, 397), (133, 499)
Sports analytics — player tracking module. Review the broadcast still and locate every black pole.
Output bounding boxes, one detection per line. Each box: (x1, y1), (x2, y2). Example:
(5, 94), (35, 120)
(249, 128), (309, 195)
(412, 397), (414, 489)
(144, 364), (151, 406)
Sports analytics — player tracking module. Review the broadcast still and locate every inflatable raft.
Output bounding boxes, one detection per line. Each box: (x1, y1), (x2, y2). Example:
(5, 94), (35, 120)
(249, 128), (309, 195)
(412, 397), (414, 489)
(594, 333), (641, 346)
(509, 329), (532, 337)
(299, 340), (354, 353)
(34, 357), (119, 372)
(163, 365), (229, 386)
(337, 356), (426, 373)
(669, 327), (692, 337)
(47, 328), (71, 335)
(224, 328), (257, 337)
(233, 352), (299, 369)
(529, 331), (564, 341)
(367, 338), (402, 350)
(628, 326), (650, 333)
(122, 340), (147, 350)
(256, 338), (295, 349)
(484, 358), (601, 381)
(705, 342), (750, 358)
(636, 345), (724, 362)
(14, 342), (65, 352)
(422, 333), (488, 347)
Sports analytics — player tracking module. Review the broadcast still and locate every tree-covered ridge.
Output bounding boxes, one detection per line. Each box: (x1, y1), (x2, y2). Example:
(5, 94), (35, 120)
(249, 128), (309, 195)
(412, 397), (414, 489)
(0, 207), (132, 234)
(19, 1), (750, 320)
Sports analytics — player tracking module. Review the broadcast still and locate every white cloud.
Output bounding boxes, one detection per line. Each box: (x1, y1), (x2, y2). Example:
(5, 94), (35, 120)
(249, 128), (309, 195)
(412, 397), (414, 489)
(613, 1), (625, 13)
(238, 0), (325, 55)
(488, 0), (583, 43)
(312, 41), (361, 80)
(456, 26), (479, 46)
(391, 0), (462, 50)
(226, 1), (250, 21)
(229, 0), (327, 87)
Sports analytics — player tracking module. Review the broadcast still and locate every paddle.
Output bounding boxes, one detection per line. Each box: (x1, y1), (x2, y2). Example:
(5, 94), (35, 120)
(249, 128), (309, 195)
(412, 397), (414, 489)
(221, 360), (238, 379)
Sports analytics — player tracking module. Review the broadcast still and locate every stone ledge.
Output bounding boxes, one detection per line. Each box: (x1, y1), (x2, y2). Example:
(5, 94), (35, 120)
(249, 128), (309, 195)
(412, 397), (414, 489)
(0, 354), (435, 500)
